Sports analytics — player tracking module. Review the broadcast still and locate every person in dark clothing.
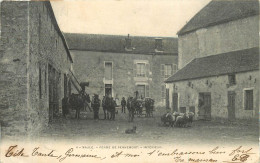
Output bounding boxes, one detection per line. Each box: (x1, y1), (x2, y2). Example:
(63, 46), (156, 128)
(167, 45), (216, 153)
(62, 96), (69, 118)
(127, 97), (134, 122)
(121, 97), (126, 113)
(102, 96), (107, 119)
(91, 94), (100, 120)
(110, 98), (116, 120)
(74, 94), (83, 120)
(105, 94), (112, 120)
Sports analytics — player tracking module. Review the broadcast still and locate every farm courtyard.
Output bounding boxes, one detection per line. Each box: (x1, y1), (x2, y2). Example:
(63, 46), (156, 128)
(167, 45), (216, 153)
(35, 109), (259, 146)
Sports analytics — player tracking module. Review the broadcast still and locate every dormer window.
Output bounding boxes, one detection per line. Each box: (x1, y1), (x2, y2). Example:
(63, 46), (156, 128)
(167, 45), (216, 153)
(155, 38), (163, 52)
(228, 74), (236, 86)
(125, 34), (132, 51)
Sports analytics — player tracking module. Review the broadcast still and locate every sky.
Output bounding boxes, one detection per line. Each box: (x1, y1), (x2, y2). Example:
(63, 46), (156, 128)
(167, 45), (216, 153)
(51, 0), (211, 37)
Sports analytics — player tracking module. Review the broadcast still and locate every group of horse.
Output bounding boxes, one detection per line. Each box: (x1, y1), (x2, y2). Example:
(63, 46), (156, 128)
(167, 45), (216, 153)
(161, 112), (195, 128)
(127, 97), (155, 118)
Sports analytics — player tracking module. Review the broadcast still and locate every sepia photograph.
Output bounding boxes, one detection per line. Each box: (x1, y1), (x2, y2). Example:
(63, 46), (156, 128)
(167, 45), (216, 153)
(0, 0), (259, 162)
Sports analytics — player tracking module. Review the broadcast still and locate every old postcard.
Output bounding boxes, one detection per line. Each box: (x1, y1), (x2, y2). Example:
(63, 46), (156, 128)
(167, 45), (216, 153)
(0, 0), (259, 163)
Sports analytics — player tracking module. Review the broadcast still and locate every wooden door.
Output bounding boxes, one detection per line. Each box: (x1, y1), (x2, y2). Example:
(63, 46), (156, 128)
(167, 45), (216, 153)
(172, 93), (178, 112)
(166, 88), (169, 109)
(204, 93), (211, 120)
(198, 92), (211, 120)
(228, 91), (236, 120)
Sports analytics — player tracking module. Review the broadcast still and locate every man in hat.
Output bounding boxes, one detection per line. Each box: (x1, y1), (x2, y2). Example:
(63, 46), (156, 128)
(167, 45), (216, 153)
(121, 97), (126, 113)
(91, 94), (100, 120)
(102, 96), (107, 119)
(110, 97), (116, 120)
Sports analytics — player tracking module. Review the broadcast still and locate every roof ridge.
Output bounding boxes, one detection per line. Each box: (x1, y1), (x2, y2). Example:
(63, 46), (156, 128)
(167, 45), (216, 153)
(194, 47), (259, 60)
(178, 0), (259, 35)
(64, 32), (178, 39)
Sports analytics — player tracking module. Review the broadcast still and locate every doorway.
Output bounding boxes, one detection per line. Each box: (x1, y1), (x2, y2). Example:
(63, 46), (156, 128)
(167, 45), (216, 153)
(48, 65), (59, 122)
(172, 93), (178, 112)
(105, 84), (112, 96)
(198, 92), (211, 120)
(228, 91), (236, 121)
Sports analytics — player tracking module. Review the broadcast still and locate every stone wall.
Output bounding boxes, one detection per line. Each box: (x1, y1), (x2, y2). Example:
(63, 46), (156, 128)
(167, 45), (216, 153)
(166, 71), (259, 120)
(28, 1), (72, 136)
(178, 16), (259, 69)
(71, 50), (177, 107)
(0, 1), (29, 138)
(0, 1), (72, 138)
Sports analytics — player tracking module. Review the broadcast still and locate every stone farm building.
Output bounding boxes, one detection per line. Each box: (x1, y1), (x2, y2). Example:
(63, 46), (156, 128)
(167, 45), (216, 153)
(0, 1), (75, 137)
(65, 33), (178, 107)
(165, 0), (259, 121)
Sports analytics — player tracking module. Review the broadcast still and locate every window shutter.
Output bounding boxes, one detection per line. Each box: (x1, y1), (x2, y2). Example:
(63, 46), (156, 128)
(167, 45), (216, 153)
(146, 85), (150, 98)
(161, 85), (165, 99)
(146, 63), (150, 77)
(133, 63), (137, 77)
(172, 64), (177, 75)
(161, 64), (165, 77)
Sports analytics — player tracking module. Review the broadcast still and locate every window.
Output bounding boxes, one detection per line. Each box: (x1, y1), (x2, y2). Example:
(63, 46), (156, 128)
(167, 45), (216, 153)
(244, 90), (253, 110)
(161, 64), (176, 78)
(161, 84), (166, 99)
(105, 62), (112, 80)
(228, 74), (236, 85)
(39, 66), (42, 99)
(136, 63), (146, 77)
(155, 38), (163, 51)
(165, 64), (172, 78)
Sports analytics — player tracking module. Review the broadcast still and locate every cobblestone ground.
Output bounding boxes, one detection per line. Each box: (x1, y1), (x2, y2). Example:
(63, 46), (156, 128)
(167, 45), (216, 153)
(39, 109), (258, 146)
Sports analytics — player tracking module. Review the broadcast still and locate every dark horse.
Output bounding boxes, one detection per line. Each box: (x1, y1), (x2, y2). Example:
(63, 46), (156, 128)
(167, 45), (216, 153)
(69, 93), (91, 119)
(145, 98), (154, 117)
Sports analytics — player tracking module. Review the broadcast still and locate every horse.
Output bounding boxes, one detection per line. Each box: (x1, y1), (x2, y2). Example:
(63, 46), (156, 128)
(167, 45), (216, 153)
(69, 93), (91, 119)
(145, 98), (154, 117)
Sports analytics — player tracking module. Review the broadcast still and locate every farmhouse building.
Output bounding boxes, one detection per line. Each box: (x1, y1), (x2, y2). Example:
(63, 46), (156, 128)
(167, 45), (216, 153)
(165, 0), (259, 120)
(0, 1), (74, 137)
(65, 33), (178, 107)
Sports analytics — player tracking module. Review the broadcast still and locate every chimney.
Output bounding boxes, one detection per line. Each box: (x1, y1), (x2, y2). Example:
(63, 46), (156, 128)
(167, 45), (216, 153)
(125, 34), (132, 50)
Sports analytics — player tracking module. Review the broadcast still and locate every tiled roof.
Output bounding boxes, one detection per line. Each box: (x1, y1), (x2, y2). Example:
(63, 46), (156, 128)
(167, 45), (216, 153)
(64, 33), (178, 55)
(178, 0), (259, 36)
(165, 47), (259, 83)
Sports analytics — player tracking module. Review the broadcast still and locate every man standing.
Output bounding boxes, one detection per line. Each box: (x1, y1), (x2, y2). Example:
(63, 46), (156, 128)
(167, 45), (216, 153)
(121, 97), (126, 113)
(62, 96), (69, 118)
(91, 94), (100, 120)
(105, 93), (112, 120)
(127, 97), (134, 122)
(102, 96), (107, 119)
(110, 97), (116, 120)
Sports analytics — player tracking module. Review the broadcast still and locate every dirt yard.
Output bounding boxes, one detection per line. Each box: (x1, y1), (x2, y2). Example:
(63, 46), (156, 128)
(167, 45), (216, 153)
(37, 109), (259, 146)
